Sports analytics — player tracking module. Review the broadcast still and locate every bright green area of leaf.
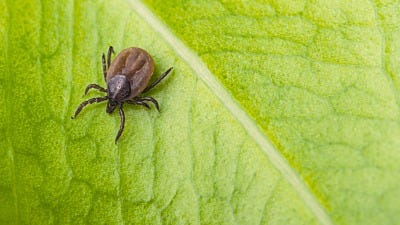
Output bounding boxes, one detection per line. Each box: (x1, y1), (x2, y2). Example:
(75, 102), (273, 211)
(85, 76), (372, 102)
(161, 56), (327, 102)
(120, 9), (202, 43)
(0, 0), (325, 224)
(141, 0), (400, 224)
(2, 0), (400, 224)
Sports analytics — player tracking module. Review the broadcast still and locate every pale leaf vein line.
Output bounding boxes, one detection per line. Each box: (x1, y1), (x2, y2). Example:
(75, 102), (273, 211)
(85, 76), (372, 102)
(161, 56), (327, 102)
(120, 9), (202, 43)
(126, 1), (334, 225)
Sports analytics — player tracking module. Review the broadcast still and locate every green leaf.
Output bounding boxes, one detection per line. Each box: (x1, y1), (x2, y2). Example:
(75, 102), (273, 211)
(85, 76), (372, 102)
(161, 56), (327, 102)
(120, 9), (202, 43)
(1, 0), (399, 225)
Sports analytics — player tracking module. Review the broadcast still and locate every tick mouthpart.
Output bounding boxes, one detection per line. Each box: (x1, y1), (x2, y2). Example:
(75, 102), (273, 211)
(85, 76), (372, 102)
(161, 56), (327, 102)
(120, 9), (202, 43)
(106, 100), (118, 114)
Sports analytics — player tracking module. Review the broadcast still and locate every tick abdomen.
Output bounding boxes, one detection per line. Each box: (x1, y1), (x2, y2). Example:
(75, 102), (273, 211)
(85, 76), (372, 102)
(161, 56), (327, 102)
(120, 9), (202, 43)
(106, 47), (155, 98)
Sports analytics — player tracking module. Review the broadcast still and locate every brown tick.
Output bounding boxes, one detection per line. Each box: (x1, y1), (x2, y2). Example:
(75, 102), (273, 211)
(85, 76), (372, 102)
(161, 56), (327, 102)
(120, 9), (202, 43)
(72, 46), (173, 143)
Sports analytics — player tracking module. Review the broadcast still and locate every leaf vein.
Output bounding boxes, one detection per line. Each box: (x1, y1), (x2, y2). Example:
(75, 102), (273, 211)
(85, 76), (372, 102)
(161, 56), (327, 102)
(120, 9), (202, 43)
(127, 1), (334, 225)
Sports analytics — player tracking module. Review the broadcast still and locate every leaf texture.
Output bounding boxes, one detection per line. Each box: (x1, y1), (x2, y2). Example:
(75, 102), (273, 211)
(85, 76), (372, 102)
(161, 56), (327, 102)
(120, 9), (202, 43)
(0, 0), (399, 225)
(141, 0), (400, 224)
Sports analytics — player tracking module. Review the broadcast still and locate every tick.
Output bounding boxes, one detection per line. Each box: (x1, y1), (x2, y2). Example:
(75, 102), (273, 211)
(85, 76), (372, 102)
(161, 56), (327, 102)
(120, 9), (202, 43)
(71, 46), (173, 143)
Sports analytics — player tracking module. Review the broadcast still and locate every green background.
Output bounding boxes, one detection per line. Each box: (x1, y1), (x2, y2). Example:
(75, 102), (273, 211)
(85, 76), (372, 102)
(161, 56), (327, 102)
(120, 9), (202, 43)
(1, 0), (399, 224)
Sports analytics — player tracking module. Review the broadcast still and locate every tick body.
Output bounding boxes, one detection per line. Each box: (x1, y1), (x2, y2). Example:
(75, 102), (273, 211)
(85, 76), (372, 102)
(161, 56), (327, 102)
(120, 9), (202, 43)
(72, 46), (173, 143)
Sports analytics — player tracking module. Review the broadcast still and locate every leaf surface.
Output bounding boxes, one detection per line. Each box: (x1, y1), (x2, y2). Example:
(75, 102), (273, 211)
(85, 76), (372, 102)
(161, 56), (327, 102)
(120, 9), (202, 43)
(0, 0), (399, 225)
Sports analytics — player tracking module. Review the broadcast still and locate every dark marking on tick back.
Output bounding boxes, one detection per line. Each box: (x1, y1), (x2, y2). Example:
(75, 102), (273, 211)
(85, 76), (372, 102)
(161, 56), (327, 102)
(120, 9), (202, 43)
(72, 46), (173, 143)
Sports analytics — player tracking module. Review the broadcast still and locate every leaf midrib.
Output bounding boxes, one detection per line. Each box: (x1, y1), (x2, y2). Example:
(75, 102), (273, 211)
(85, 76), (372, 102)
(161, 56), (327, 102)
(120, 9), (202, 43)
(126, 0), (334, 224)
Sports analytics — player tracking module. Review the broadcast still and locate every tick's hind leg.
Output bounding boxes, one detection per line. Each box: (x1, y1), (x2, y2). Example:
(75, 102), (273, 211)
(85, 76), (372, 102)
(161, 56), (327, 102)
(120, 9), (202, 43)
(143, 67), (173, 93)
(126, 99), (150, 109)
(71, 96), (108, 119)
(115, 104), (125, 143)
(84, 84), (107, 96)
(134, 97), (159, 111)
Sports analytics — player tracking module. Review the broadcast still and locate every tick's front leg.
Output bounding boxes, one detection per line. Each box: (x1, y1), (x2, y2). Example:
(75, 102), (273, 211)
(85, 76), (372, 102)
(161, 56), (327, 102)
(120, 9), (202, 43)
(71, 96), (108, 119)
(107, 46), (115, 69)
(102, 53), (107, 82)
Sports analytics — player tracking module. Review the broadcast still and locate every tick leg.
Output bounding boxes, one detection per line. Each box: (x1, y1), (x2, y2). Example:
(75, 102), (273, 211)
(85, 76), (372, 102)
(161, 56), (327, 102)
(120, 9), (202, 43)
(84, 84), (107, 96)
(102, 53), (107, 82)
(107, 46), (114, 69)
(135, 101), (150, 109)
(126, 99), (150, 109)
(115, 104), (125, 143)
(71, 96), (108, 119)
(143, 67), (173, 93)
(134, 97), (159, 111)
